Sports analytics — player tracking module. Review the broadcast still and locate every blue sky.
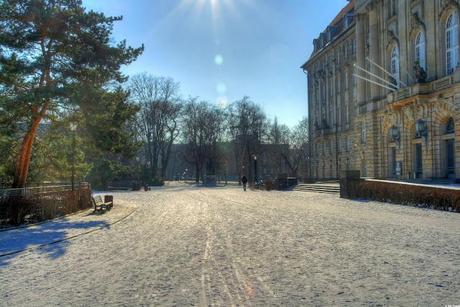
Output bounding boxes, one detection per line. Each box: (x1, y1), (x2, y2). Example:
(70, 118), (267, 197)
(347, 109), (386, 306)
(82, 0), (348, 127)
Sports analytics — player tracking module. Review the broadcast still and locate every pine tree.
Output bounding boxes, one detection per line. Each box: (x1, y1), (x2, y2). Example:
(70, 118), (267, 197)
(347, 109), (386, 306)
(0, 0), (143, 187)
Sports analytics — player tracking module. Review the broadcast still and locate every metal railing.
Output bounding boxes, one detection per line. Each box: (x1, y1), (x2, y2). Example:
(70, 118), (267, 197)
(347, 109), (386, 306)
(0, 185), (73, 199)
(0, 183), (92, 227)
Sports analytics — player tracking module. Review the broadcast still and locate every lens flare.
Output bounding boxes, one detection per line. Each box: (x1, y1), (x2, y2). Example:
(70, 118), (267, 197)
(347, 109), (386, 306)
(217, 82), (227, 94)
(214, 54), (224, 66)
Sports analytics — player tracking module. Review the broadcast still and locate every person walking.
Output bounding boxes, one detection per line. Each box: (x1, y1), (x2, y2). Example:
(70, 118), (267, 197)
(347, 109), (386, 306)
(241, 175), (248, 191)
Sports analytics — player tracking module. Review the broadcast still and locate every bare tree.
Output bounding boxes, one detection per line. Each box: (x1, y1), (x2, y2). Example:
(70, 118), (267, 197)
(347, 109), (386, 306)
(228, 97), (266, 182)
(130, 73), (182, 182)
(182, 98), (225, 183)
(280, 118), (309, 177)
(267, 117), (291, 175)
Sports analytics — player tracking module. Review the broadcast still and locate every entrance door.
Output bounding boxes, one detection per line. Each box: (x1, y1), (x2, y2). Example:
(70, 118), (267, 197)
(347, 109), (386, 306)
(415, 143), (423, 178)
(446, 139), (455, 178)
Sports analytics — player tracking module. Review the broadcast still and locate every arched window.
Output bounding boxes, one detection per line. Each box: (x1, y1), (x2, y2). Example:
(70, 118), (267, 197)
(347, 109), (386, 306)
(415, 31), (426, 70)
(446, 12), (459, 74)
(390, 46), (400, 86)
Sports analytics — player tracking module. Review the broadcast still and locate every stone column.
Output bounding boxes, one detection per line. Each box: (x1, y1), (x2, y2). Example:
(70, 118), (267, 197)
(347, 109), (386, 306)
(324, 68), (329, 126)
(356, 13), (367, 105)
(368, 4), (380, 101)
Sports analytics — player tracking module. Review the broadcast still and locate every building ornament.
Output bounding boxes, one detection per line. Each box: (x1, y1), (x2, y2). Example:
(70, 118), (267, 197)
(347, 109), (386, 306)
(403, 105), (416, 123)
(437, 97), (457, 119)
(386, 30), (399, 50)
(439, 0), (460, 18)
(410, 12), (426, 35)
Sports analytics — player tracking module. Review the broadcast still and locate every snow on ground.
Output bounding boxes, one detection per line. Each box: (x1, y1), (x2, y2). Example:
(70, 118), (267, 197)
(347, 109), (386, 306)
(0, 183), (459, 306)
(0, 197), (136, 259)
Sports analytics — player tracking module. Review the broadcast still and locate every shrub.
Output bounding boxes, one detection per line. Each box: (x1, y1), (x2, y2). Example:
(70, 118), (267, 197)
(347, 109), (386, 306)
(342, 179), (460, 212)
(264, 180), (274, 191)
(150, 178), (164, 186)
(4, 197), (34, 226)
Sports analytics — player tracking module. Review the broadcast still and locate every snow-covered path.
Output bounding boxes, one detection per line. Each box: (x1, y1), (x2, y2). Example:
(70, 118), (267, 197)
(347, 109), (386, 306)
(0, 183), (459, 306)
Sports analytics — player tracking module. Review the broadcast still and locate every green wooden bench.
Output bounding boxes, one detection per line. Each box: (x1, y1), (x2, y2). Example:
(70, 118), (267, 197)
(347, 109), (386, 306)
(92, 195), (113, 213)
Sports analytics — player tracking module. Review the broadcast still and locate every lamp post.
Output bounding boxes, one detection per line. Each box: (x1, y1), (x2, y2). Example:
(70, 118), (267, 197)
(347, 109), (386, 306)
(70, 122), (77, 191)
(253, 154), (258, 185)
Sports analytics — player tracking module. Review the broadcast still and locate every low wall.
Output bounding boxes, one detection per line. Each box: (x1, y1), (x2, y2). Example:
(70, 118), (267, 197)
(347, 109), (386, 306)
(340, 176), (460, 212)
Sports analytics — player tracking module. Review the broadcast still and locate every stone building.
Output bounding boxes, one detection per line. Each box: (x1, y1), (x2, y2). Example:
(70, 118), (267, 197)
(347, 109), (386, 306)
(303, 0), (460, 182)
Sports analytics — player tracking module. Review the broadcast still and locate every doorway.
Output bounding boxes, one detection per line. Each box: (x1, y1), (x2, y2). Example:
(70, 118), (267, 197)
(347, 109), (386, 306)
(414, 143), (423, 179)
(446, 139), (455, 178)
(389, 147), (397, 178)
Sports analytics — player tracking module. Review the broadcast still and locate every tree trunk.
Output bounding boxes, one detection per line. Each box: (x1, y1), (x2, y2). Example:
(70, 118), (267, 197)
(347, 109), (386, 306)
(195, 163), (200, 183)
(160, 140), (173, 179)
(12, 115), (43, 188)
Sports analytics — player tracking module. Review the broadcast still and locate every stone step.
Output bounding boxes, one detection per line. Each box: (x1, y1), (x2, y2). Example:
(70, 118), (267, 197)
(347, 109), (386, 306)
(294, 186), (340, 191)
(293, 184), (340, 194)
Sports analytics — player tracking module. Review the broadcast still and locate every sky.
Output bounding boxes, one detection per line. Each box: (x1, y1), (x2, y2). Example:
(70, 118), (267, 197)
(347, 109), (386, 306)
(82, 0), (349, 127)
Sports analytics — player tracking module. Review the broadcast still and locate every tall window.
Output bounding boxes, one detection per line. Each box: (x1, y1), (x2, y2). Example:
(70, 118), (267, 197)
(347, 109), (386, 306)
(361, 122), (366, 144)
(389, 0), (397, 17)
(415, 31), (426, 70)
(446, 12), (459, 74)
(390, 46), (400, 86)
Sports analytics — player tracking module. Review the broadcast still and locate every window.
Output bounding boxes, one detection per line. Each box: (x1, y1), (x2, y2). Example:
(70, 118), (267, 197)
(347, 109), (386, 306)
(415, 31), (426, 70)
(389, 0), (397, 17)
(345, 102), (349, 125)
(446, 12), (459, 74)
(390, 46), (400, 86)
(361, 122), (367, 144)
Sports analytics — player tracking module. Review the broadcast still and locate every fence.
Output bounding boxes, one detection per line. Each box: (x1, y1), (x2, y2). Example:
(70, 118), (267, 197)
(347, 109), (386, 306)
(0, 183), (93, 227)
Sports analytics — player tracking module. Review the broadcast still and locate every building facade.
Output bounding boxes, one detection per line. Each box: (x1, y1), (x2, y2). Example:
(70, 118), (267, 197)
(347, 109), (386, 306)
(303, 0), (460, 182)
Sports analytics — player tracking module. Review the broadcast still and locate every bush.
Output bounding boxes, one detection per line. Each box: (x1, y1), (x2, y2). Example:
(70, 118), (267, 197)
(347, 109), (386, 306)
(131, 182), (142, 191)
(342, 179), (460, 212)
(149, 178), (164, 186)
(264, 180), (274, 191)
(4, 197), (34, 226)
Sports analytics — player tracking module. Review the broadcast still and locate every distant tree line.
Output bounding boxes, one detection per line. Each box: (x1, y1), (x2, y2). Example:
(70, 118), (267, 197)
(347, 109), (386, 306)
(129, 73), (309, 184)
(0, 0), (309, 189)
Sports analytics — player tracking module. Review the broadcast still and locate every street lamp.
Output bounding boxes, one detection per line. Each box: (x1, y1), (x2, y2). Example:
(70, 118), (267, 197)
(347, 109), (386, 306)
(390, 125), (401, 147)
(416, 119), (428, 141)
(183, 168), (188, 181)
(70, 122), (77, 191)
(253, 154), (258, 185)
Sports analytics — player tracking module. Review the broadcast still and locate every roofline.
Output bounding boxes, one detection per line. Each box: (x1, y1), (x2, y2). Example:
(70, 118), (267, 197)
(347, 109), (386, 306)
(300, 23), (356, 70)
(329, 0), (355, 27)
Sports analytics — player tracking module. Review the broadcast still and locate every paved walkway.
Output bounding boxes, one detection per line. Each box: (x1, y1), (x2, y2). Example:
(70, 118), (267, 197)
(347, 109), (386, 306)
(0, 184), (459, 306)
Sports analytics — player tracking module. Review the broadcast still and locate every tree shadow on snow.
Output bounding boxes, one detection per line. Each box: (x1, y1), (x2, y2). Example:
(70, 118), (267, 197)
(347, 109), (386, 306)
(0, 218), (110, 267)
